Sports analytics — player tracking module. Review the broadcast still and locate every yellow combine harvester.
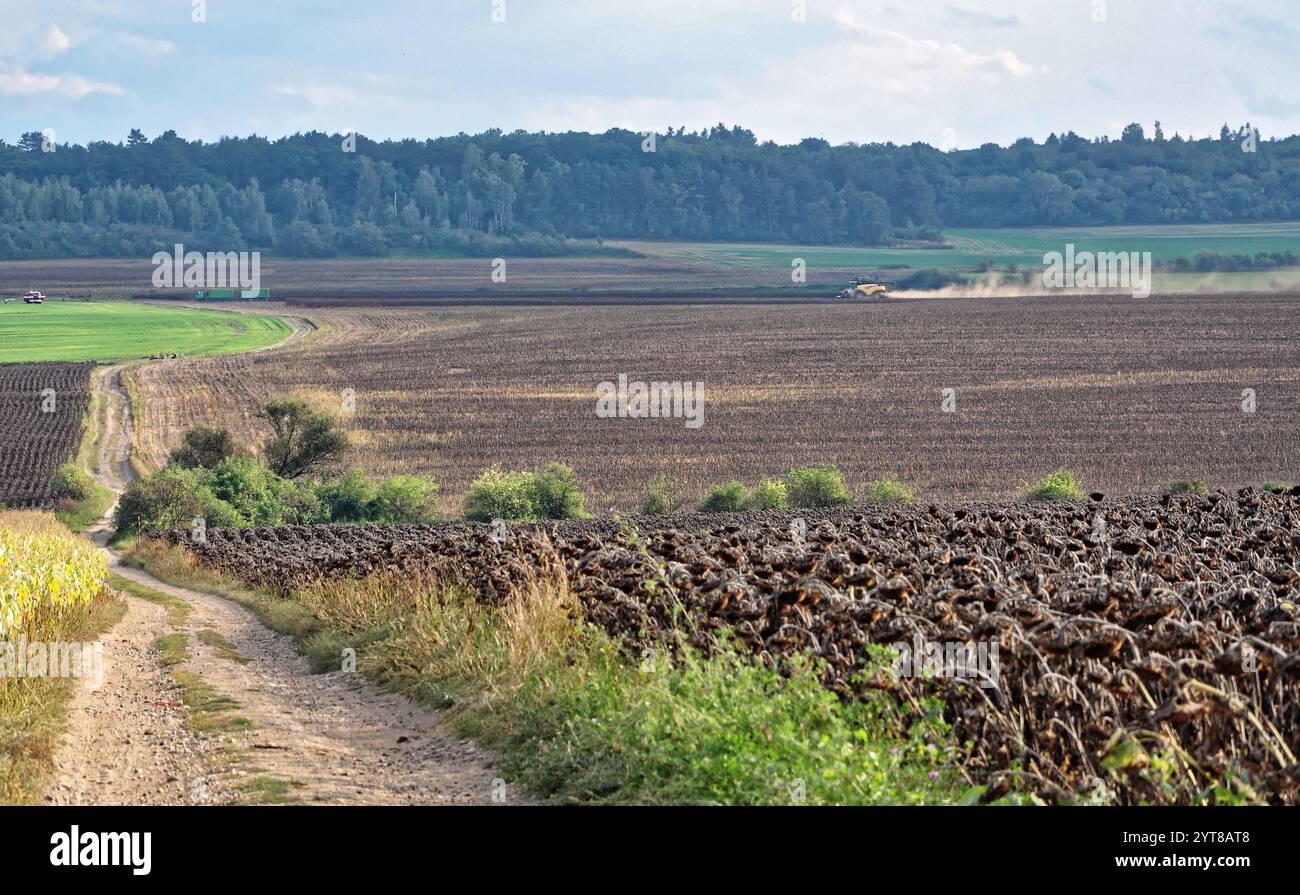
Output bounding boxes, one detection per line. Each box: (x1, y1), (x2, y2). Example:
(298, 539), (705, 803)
(835, 278), (893, 300)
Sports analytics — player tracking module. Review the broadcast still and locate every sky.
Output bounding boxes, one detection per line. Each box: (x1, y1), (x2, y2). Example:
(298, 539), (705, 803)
(1, 0), (1298, 149)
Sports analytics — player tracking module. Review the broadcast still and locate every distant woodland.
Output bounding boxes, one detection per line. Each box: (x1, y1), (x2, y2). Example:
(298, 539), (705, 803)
(0, 122), (1295, 258)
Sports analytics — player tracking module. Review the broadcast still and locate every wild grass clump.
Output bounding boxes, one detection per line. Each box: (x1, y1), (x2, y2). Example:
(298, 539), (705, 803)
(786, 465), (851, 507)
(749, 478), (788, 510)
(696, 481), (751, 513)
(1163, 478), (1208, 496)
(641, 473), (678, 515)
(463, 463), (589, 521)
(865, 476), (915, 505)
(1023, 470), (1084, 502)
(291, 569), (962, 805)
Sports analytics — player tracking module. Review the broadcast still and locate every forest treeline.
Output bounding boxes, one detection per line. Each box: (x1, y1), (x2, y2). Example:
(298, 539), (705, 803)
(0, 122), (1296, 259)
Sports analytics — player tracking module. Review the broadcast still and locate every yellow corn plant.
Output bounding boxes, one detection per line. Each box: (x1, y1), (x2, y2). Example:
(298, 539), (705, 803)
(0, 511), (107, 637)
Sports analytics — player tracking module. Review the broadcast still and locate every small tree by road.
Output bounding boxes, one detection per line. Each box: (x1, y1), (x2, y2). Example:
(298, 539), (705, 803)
(261, 400), (349, 479)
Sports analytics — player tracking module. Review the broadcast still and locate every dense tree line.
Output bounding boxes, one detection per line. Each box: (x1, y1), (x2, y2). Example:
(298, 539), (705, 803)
(0, 123), (1296, 258)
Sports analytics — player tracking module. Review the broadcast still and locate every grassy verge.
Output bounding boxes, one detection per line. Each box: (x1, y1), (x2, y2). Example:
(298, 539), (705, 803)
(108, 572), (191, 626)
(119, 538), (320, 640)
(0, 591), (125, 804)
(118, 366), (152, 479)
(123, 539), (967, 805)
(196, 628), (248, 664)
(54, 483), (115, 532)
(52, 380), (116, 533)
(106, 572), (250, 737)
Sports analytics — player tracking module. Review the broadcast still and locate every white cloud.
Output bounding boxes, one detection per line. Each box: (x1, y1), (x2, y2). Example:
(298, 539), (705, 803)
(272, 82), (364, 109)
(41, 24), (72, 56)
(517, 8), (1047, 145)
(0, 65), (124, 98)
(833, 11), (1041, 82)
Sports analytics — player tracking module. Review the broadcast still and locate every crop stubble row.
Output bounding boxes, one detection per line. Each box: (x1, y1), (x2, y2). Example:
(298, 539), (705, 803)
(0, 361), (93, 507)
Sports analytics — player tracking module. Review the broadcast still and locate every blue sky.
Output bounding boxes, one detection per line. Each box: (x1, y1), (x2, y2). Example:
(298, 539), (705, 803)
(2, 0), (1298, 148)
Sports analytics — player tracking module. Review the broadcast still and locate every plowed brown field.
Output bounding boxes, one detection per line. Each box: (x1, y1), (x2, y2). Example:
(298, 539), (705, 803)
(127, 292), (1300, 510)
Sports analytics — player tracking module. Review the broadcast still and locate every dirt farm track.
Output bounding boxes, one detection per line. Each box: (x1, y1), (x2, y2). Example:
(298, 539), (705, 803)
(116, 290), (1300, 511)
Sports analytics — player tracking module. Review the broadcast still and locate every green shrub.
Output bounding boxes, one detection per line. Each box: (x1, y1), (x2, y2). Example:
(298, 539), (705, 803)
(1024, 470), (1084, 501)
(207, 455), (283, 525)
(168, 426), (237, 470)
(786, 465), (850, 507)
(319, 469), (380, 523)
(866, 476), (914, 504)
(273, 477), (328, 525)
(262, 399), (349, 479)
(1163, 478), (1208, 496)
(749, 478), (788, 510)
(372, 475), (440, 523)
(642, 473), (677, 515)
(696, 481), (751, 513)
(463, 464), (588, 522)
(113, 467), (238, 534)
(528, 462), (589, 520)
(52, 461), (92, 501)
(1261, 480), (1296, 494)
(463, 467), (539, 522)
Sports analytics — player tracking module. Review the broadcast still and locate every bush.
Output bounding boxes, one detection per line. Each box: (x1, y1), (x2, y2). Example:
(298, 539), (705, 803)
(529, 463), (588, 520)
(463, 467), (538, 522)
(642, 473), (677, 515)
(786, 465), (850, 507)
(52, 461), (92, 501)
(1163, 478), (1208, 496)
(262, 400), (349, 480)
(1024, 470), (1084, 501)
(696, 481), (751, 513)
(113, 467), (238, 534)
(1261, 481), (1296, 494)
(168, 427), (237, 469)
(273, 477), (329, 525)
(749, 478), (788, 510)
(207, 455), (283, 525)
(463, 464), (588, 522)
(866, 476), (914, 504)
(319, 470), (379, 523)
(372, 475), (440, 523)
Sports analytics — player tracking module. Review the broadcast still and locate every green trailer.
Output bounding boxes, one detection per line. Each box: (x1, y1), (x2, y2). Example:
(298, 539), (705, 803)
(195, 288), (270, 301)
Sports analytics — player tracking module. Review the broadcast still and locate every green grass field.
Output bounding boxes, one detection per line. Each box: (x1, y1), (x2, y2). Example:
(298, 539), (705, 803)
(0, 301), (291, 363)
(615, 222), (1300, 270)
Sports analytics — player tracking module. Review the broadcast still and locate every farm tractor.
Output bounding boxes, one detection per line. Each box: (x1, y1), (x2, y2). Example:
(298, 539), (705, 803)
(835, 278), (893, 301)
